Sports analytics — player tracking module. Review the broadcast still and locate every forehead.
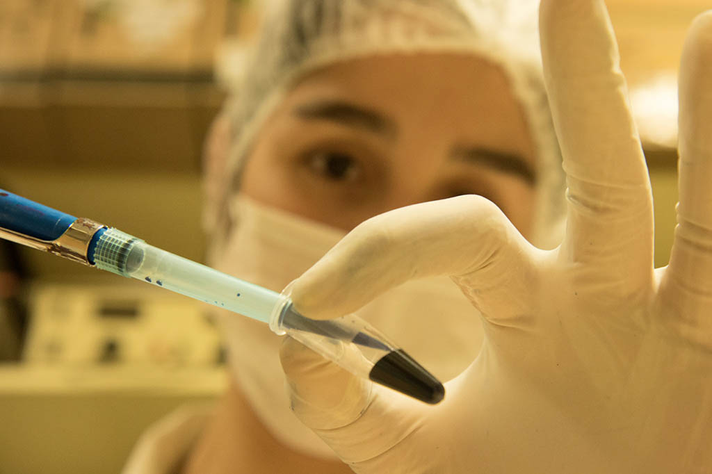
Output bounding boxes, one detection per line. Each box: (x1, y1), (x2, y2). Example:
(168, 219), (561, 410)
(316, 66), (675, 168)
(279, 53), (535, 160)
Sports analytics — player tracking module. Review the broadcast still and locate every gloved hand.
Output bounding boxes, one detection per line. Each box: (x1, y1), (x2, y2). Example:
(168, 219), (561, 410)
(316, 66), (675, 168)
(278, 0), (712, 472)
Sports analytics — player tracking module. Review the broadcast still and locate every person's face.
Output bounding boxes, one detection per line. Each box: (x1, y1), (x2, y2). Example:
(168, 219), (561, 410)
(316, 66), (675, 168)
(240, 53), (537, 235)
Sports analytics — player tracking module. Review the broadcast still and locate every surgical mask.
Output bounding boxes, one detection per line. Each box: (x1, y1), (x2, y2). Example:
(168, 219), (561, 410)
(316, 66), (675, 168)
(213, 195), (484, 459)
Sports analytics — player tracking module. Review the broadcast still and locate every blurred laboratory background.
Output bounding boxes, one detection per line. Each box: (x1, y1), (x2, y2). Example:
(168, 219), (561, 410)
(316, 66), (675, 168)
(0, 1), (708, 473)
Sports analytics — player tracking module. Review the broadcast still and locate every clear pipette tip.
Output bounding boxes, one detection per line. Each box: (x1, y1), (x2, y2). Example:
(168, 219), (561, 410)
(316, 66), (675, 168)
(271, 294), (445, 404)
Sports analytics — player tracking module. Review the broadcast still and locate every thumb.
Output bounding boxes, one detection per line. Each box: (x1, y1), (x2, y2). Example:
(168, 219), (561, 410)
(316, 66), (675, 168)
(280, 337), (430, 466)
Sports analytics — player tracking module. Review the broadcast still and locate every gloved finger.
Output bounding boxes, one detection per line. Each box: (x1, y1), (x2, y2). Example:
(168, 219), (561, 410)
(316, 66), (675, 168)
(539, 0), (654, 287)
(280, 337), (373, 431)
(280, 337), (430, 466)
(289, 196), (535, 323)
(661, 12), (712, 339)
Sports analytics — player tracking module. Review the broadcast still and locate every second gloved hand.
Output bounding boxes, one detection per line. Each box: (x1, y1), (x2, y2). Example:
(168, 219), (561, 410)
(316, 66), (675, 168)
(279, 1), (712, 473)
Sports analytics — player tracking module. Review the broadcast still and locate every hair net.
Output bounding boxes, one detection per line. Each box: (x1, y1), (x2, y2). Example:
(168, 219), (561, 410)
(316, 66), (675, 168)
(210, 0), (566, 249)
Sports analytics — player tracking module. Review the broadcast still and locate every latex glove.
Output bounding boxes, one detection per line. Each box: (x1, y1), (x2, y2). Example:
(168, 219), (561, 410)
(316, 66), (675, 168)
(279, 1), (712, 472)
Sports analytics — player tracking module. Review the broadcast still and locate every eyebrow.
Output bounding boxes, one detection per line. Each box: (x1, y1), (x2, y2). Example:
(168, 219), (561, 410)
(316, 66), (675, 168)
(294, 100), (397, 139)
(450, 146), (537, 185)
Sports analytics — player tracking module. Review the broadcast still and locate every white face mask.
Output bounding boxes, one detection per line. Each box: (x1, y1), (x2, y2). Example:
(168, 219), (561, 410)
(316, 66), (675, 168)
(212, 196), (484, 459)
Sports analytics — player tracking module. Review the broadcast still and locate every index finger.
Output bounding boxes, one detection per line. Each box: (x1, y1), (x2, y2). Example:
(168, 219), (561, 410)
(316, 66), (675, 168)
(290, 196), (533, 322)
(540, 0), (654, 288)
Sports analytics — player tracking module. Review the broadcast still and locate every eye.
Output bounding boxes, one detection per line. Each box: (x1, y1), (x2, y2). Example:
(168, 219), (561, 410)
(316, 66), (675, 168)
(306, 151), (362, 182)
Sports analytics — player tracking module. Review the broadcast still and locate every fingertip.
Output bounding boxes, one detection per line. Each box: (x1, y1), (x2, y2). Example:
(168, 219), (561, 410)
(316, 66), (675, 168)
(685, 11), (712, 54)
(279, 336), (348, 394)
(280, 337), (373, 430)
(288, 275), (342, 321)
(690, 10), (712, 35)
(679, 10), (712, 144)
(539, 0), (620, 79)
(280, 271), (346, 321)
(681, 11), (712, 74)
(279, 336), (326, 375)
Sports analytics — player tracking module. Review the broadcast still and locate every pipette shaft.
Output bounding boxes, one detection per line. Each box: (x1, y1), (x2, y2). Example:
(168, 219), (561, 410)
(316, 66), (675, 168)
(0, 189), (444, 404)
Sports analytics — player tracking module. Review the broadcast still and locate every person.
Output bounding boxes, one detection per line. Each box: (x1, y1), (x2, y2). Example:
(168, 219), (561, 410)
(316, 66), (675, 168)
(122, 0), (566, 472)
(276, 1), (712, 473)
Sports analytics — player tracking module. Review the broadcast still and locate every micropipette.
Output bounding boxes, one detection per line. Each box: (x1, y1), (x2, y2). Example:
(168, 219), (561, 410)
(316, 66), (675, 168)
(0, 189), (444, 404)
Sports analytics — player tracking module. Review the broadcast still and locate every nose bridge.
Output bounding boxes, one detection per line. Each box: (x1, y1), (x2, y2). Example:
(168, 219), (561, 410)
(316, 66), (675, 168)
(381, 144), (443, 212)
(383, 185), (428, 211)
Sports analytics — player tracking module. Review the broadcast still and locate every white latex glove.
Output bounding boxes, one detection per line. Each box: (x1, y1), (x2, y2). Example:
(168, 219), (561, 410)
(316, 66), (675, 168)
(279, 1), (712, 472)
